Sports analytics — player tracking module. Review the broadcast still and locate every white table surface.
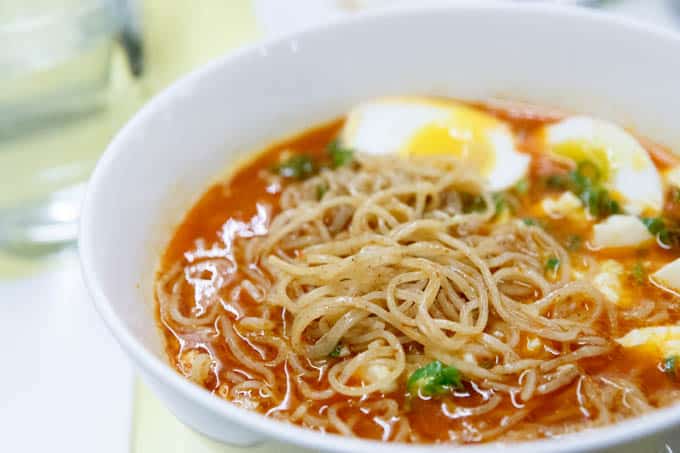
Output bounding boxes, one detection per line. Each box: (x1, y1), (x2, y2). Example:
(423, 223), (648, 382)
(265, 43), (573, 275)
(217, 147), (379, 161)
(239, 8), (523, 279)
(0, 249), (133, 453)
(2, 1), (679, 452)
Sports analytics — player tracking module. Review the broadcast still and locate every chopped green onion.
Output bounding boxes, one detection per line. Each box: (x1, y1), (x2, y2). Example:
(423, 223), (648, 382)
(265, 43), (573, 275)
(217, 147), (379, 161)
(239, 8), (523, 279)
(316, 184), (328, 200)
(579, 186), (620, 218)
(522, 218), (538, 226)
(463, 193), (508, 216)
(599, 195), (621, 218)
(641, 217), (666, 236)
(329, 344), (342, 358)
(568, 165), (590, 192)
(514, 178), (529, 195)
(640, 217), (680, 248)
(576, 160), (601, 183)
(545, 161), (620, 218)
(327, 140), (354, 168)
(545, 256), (560, 272)
(493, 193), (506, 216)
(407, 361), (463, 397)
(630, 262), (647, 285)
(274, 154), (316, 180)
(566, 235), (582, 251)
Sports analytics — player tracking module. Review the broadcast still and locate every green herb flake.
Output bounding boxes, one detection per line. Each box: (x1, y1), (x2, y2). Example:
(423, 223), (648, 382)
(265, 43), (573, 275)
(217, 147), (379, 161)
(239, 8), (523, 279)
(327, 140), (355, 168)
(566, 235), (582, 251)
(630, 262), (647, 285)
(316, 184), (328, 200)
(600, 196), (621, 217)
(664, 355), (679, 380)
(576, 160), (601, 183)
(522, 218), (538, 226)
(546, 161), (621, 218)
(578, 185), (620, 218)
(640, 217), (680, 248)
(641, 217), (666, 236)
(514, 178), (529, 195)
(545, 256), (560, 272)
(493, 193), (506, 216)
(274, 154), (316, 180)
(329, 344), (342, 358)
(406, 361), (463, 398)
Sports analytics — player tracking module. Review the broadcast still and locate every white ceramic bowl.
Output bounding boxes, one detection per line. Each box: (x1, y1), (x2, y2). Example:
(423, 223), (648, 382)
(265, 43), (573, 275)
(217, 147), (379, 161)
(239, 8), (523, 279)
(80, 3), (680, 452)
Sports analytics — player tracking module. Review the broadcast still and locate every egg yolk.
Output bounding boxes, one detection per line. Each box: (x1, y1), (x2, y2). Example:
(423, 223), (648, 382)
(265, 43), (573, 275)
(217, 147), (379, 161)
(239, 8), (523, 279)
(550, 140), (611, 180)
(400, 106), (500, 176)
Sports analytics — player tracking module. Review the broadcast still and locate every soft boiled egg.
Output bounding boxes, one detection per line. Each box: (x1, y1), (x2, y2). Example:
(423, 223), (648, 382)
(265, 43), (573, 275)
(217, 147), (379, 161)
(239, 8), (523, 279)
(341, 97), (530, 191)
(540, 116), (663, 216)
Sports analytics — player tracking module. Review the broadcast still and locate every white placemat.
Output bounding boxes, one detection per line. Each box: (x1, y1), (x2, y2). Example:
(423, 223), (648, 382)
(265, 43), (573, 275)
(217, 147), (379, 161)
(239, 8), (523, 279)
(0, 249), (134, 453)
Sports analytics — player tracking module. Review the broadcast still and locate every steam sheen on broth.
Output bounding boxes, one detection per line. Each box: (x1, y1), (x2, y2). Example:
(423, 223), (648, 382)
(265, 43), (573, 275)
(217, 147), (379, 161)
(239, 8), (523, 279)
(155, 99), (680, 443)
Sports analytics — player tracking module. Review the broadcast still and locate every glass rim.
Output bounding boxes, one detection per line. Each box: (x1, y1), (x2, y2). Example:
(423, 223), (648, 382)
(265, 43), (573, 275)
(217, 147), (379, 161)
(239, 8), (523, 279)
(0, 0), (118, 36)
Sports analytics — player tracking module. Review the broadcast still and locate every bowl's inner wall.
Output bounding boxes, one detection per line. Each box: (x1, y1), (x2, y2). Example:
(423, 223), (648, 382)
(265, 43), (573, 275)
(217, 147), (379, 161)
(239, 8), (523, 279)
(89, 5), (680, 362)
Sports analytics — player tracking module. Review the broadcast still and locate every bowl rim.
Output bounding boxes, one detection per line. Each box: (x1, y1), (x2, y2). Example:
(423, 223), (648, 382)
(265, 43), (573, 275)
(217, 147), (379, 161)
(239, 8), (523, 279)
(79, 3), (680, 452)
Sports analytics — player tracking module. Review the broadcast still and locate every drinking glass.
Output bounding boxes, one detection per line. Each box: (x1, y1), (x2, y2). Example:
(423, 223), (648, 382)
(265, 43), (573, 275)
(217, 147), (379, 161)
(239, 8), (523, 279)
(0, 0), (142, 256)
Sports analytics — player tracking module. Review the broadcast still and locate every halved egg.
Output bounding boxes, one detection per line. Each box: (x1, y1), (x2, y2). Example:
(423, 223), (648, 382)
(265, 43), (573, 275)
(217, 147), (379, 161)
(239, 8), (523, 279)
(341, 97), (530, 191)
(540, 116), (663, 216)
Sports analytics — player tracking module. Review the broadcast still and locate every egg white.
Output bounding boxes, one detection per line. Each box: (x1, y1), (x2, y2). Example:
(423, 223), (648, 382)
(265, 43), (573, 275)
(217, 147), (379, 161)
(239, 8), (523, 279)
(616, 325), (680, 359)
(652, 258), (680, 297)
(341, 97), (530, 191)
(542, 116), (663, 216)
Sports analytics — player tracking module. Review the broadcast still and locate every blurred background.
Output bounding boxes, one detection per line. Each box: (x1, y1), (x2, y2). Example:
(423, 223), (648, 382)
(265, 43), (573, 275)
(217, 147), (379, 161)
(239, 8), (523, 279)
(1, 1), (679, 452)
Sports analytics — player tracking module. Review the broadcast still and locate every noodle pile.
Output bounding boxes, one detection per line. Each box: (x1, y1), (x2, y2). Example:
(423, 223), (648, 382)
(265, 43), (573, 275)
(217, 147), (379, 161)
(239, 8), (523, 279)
(157, 154), (657, 442)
